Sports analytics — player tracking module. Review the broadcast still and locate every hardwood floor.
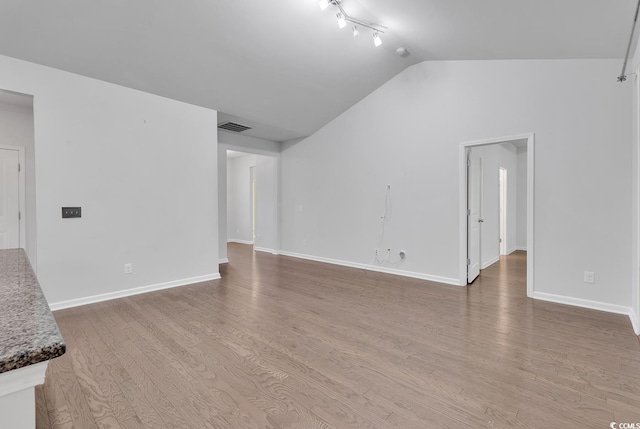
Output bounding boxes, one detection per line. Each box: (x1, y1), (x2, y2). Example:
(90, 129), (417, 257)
(39, 244), (640, 428)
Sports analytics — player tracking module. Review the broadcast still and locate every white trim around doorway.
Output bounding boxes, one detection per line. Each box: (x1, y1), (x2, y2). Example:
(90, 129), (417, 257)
(0, 144), (26, 250)
(458, 133), (535, 297)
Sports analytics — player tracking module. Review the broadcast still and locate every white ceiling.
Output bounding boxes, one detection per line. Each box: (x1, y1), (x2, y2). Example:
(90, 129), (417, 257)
(0, 0), (636, 142)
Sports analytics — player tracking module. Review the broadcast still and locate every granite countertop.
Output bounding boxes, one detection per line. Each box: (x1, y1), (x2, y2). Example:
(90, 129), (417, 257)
(0, 249), (65, 374)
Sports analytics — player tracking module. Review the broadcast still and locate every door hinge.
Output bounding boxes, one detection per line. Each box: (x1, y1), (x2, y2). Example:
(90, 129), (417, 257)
(18, 212), (21, 220)
(467, 209), (471, 216)
(466, 258), (470, 266)
(18, 163), (20, 172)
(467, 159), (471, 167)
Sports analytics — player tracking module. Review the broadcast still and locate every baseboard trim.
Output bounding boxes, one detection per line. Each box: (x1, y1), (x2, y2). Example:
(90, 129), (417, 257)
(254, 247), (278, 255)
(506, 247), (518, 255)
(218, 258), (229, 264)
(630, 310), (639, 335)
(50, 273), (221, 311)
(278, 251), (461, 286)
(227, 239), (254, 245)
(532, 291), (632, 316)
(516, 246), (527, 251)
(481, 256), (500, 270)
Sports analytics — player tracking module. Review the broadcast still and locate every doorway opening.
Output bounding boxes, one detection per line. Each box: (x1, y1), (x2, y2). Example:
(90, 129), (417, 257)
(0, 89), (34, 269)
(459, 133), (534, 297)
(221, 149), (279, 264)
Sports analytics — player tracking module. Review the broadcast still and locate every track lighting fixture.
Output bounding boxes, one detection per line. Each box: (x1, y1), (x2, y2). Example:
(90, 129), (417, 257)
(373, 31), (382, 47)
(318, 0), (386, 48)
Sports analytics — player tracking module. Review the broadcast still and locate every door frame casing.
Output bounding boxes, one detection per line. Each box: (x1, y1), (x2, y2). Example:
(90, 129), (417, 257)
(0, 145), (26, 249)
(467, 153), (482, 283)
(458, 133), (535, 297)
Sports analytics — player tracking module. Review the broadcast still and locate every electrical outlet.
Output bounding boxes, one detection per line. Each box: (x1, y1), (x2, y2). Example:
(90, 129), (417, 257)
(124, 263), (133, 274)
(584, 271), (594, 284)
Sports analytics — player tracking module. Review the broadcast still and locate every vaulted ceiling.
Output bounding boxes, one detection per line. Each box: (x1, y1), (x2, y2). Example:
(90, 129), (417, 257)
(0, 0), (636, 142)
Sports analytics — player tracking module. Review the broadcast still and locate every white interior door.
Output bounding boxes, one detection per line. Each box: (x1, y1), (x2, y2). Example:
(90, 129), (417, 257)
(467, 153), (481, 283)
(499, 167), (507, 255)
(250, 166), (256, 243)
(0, 149), (20, 249)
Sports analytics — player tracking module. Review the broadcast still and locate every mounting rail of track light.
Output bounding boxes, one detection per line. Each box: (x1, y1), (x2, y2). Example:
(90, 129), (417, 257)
(319, 0), (387, 47)
(617, 0), (640, 82)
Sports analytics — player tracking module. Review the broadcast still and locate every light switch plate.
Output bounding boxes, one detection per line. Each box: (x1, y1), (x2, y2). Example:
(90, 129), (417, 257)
(62, 207), (81, 218)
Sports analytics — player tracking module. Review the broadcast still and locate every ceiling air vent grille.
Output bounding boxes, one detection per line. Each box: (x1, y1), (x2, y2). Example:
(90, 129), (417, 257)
(218, 121), (252, 133)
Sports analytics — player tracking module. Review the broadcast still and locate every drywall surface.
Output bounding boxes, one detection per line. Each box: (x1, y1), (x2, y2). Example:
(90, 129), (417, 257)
(281, 59), (632, 309)
(218, 145), (228, 261)
(0, 54), (219, 304)
(218, 131), (280, 155)
(227, 154), (257, 243)
(255, 155), (277, 252)
(632, 44), (640, 332)
(0, 98), (37, 269)
(469, 143), (518, 268)
(516, 147), (528, 251)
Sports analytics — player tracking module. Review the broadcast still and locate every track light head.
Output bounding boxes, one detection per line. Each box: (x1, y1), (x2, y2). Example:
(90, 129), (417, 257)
(318, 2), (385, 51)
(373, 32), (382, 47)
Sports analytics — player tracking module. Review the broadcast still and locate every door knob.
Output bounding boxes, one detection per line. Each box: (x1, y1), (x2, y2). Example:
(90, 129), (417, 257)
(478, 219), (484, 223)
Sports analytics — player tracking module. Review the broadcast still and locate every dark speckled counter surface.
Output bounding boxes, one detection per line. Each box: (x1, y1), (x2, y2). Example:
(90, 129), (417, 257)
(0, 249), (65, 374)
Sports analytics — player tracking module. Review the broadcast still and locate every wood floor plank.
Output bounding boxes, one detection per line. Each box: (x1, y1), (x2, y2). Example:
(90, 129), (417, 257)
(36, 245), (640, 428)
(35, 385), (51, 429)
(48, 356), (98, 429)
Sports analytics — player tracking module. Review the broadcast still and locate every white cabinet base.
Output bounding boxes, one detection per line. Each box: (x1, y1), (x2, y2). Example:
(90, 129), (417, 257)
(0, 362), (48, 429)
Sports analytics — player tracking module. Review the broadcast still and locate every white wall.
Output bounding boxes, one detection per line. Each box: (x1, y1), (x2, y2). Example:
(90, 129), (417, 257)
(227, 154), (257, 243)
(470, 143), (518, 269)
(255, 155), (278, 252)
(218, 144), (228, 261)
(631, 43), (640, 334)
(281, 59), (632, 311)
(218, 132), (281, 154)
(0, 55), (219, 305)
(0, 96), (37, 269)
(516, 147), (528, 251)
